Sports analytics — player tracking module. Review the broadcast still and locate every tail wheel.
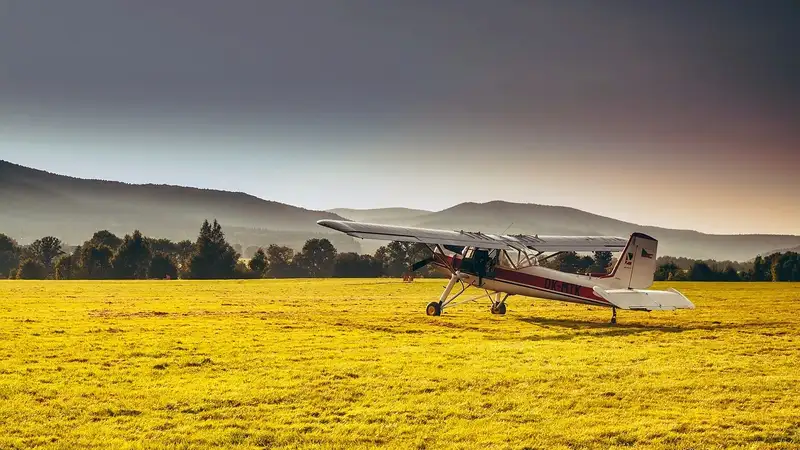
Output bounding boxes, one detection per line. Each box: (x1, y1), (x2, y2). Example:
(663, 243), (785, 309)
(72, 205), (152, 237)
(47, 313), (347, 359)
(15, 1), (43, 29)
(426, 302), (442, 316)
(491, 303), (507, 315)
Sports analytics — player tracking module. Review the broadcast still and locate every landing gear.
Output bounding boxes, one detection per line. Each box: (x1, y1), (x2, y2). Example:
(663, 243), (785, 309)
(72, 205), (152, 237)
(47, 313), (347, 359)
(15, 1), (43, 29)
(425, 274), (464, 316)
(426, 272), (507, 316)
(490, 292), (508, 315)
(426, 302), (442, 316)
(491, 302), (507, 315)
(610, 307), (617, 324)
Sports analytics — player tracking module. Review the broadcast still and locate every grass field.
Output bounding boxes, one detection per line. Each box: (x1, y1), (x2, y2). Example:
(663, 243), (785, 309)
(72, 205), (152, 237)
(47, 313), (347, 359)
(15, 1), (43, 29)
(1, 280), (798, 449)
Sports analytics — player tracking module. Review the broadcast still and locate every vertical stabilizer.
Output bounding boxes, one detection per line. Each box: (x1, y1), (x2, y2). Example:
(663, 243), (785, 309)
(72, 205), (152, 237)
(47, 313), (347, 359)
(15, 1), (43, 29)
(600, 232), (658, 289)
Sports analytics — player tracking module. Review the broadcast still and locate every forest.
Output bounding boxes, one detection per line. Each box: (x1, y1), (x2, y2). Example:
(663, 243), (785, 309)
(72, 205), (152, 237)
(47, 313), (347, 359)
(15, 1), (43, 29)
(1, 219), (799, 281)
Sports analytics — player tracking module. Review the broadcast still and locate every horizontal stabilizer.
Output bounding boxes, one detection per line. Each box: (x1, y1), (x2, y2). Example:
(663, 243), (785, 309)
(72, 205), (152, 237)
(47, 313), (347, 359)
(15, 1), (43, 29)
(592, 286), (695, 311)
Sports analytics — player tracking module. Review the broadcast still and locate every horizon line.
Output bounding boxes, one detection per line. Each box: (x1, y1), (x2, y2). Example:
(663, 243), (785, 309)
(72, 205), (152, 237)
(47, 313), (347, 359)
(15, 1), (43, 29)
(2, 158), (797, 238)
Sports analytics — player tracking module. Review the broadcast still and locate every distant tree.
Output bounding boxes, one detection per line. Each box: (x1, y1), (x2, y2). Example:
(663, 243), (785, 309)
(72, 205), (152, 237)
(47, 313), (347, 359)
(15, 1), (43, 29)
(657, 255), (751, 274)
(186, 220), (239, 279)
(248, 248), (268, 275)
(382, 241), (413, 277)
(265, 244), (301, 278)
(752, 256), (768, 281)
(112, 230), (152, 279)
(769, 252), (800, 281)
(722, 266), (741, 282)
(80, 245), (114, 279)
(146, 238), (178, 256)
(578, 255), (594, 274)
(89, 230), (123, 250)
(54, 255), (75, 280)
(16, 259), (47, 279)
(28, 236), (64, 272)
(689, 261), (715, 281)
(0, 251), (19, 279)
(175, 240), (195, 268)
(591, 251), (613, 273)
(654, 262), (680, 281)
(333, 252), (384, 277)
(148, 253), (178, 279)
(671, 269), (690, 281)
(373, 246), (390, 273)
(770, 257), (781, 282)
(545, 252), (582, 274)
(0, 233), (16, 253)
(0, 234), (20, 278)
(786, 253), (800, 281)
(294, 238), (337, 277)
(66, 245), (87, 279)
(234, 260), (253, 278)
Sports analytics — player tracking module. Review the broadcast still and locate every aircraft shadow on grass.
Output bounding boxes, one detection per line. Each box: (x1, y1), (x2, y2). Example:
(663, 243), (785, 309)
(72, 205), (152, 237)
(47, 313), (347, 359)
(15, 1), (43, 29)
(512, 317), (686, 340)
(514, 316), (788, 339)
(326, 314), (787, 343)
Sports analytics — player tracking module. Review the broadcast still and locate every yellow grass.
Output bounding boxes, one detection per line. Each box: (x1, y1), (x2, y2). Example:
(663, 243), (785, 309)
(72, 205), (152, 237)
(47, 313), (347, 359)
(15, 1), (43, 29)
(0, 280), (798, 449)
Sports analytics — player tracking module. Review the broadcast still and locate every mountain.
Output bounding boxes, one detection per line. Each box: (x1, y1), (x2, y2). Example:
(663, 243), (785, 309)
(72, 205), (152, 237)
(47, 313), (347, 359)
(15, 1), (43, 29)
(330, 201), (800, 261)
(327, 207), (432, 225)
(761, 245), (800, 256)
(4, 160), (798, 261)
(0, 160), (360, 252)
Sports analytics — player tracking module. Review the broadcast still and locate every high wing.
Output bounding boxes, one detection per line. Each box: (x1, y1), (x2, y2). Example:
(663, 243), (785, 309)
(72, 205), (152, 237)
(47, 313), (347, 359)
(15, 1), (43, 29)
(317, 219), (629, 253)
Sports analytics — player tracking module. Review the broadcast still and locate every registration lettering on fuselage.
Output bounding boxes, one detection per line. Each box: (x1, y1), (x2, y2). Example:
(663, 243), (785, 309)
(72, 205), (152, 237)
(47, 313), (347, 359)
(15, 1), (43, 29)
(544, 278), (582, 296)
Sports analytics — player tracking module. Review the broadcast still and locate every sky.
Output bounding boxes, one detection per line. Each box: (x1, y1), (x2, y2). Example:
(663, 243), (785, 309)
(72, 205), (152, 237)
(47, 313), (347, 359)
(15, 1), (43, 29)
(1, 1), (798, 235)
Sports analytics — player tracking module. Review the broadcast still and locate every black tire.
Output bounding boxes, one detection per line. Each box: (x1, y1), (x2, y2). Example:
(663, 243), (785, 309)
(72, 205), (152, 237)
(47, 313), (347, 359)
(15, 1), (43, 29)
(491, 303), (507, 315)
(426, 302), (442, 316)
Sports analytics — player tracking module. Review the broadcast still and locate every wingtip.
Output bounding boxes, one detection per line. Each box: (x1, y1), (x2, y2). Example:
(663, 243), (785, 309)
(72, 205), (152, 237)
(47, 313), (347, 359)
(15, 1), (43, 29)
(317, 219), (352, 233)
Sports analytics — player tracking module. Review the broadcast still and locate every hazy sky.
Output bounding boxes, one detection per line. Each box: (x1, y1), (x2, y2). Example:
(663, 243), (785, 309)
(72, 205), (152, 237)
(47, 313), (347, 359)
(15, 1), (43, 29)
(1, 1), (798, 235)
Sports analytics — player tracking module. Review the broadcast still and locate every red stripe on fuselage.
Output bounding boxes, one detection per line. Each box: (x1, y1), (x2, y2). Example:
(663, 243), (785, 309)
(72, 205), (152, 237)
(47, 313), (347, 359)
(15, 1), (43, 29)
(434, 255), (610, 305)
(493, 267), (609, 304)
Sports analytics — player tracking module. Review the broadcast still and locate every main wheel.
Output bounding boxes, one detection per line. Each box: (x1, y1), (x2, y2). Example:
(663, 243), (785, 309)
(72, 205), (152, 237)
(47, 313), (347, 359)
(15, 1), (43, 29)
(491, 303), (507, 315)
(426, 301), (442, 316)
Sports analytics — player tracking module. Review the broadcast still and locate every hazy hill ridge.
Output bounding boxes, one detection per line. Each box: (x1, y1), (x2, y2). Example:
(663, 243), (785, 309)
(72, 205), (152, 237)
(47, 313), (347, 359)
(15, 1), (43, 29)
(0, 160), (358, 252)
(332, 201), (800, 261)
(3, 160), (798, 261)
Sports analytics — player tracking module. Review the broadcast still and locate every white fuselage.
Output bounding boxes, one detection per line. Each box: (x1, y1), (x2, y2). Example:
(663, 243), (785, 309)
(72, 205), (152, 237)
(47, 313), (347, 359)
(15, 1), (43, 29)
(432, 253), (623, 308)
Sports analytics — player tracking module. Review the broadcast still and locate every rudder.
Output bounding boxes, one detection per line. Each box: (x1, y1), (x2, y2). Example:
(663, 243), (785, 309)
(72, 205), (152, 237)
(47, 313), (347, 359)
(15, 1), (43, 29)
(601, 232), (658, 289)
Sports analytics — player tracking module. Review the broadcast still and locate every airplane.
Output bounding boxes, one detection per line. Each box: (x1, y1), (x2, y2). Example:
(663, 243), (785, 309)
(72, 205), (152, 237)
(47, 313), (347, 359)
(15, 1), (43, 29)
(317, 219), (695, 323)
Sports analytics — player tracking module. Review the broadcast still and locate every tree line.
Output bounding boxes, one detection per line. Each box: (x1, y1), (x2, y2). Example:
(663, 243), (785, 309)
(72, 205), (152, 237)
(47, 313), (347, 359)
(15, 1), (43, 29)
(0, 220), (439, 280)
(1, 220), (799, 281)
(536, 251), (800, 282)
(653, 253), (800, 282)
